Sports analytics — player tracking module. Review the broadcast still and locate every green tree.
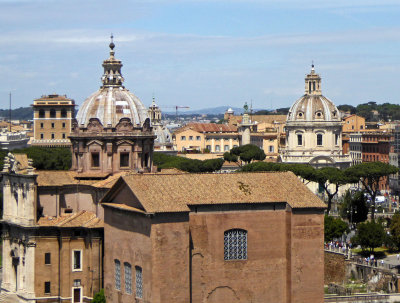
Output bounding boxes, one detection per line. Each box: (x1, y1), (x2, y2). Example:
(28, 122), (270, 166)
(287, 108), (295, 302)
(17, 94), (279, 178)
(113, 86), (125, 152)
(354, 220), (385, 252)
(228, 144), (266, 165)
(324, 215), (349, 242)
(223, 152), (238, 163)
(389, 213), (400, 250)
(345, 162), (399, 220)
(314, 167), (356, 214)
(153, 152), (223, 173)
(340, 190), (368, 225)
(92, 289), (106, 303)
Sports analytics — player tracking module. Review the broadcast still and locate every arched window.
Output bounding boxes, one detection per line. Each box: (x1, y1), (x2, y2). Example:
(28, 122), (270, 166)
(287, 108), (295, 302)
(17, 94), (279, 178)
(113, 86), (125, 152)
(39, 109), (45, 118)
(50, 109), (56, 118)
(124, 263), (132, 294)
(224, 229), (247, 260)
(115, 260), (121, 290)
(297, 134), (303, 146)
(317, 134), (323, 146)
(135, 266), (143, 298)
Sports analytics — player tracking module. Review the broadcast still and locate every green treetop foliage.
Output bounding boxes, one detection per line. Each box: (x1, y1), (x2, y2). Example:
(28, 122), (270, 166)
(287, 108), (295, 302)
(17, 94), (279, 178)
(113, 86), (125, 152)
(337, 104), (356, 115)
(389, 213), (400, 250)
(0, 146), (71, 171)
(345, 162), (399, 220)
(224, 144), (266, 165)
(314, 167), (358, 214)
(241, 162), (355, 214)
(324, 215), (349, 242)
(91, 289), (106, 303)
(353, 220), (385, 252)
(153, 152), (224, 173)
(340, 190), (368, 225)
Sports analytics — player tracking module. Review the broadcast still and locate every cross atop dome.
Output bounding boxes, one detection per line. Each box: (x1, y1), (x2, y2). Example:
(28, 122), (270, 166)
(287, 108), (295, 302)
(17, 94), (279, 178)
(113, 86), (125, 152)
(101, 35), (125, 88)
(304, 63), (321, 95)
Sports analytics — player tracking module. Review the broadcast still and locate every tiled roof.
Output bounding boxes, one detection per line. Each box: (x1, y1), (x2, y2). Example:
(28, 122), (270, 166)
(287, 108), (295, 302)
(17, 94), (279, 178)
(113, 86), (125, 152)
(174, 123), (237, 134)
(110, 172), (325, 213)
(37, 210), (103, 228)
(229, 115), (286, 126)
(36, 170), (128, 188)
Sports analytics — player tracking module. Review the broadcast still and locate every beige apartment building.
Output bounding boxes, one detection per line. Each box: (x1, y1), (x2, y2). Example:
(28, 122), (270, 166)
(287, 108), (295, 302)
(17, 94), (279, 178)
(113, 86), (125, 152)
(32, 94), (76, 147)
(173, 123), (239, 153)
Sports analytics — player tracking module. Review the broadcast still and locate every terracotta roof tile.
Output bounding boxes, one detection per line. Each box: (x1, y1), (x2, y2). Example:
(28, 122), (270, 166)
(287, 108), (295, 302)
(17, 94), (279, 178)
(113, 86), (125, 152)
(37, 210), (103, 228)
(229, 115), (286, 125)
(114, 172), (325, 213)
(174, 123), (237, 134)
(35, 170), (128, 188)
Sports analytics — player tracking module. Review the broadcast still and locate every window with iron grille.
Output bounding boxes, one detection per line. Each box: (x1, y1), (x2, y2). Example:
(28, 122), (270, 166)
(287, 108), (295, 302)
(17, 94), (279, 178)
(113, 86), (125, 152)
(124, 263), (132, 294)
(115, 260), (121, 290)
(135, 266), (143, 298)
(224, 229), (247, 260)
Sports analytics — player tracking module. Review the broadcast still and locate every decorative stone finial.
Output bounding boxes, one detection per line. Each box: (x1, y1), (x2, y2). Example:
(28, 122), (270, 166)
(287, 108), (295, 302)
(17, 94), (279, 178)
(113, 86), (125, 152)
(110, 34), (115, 50)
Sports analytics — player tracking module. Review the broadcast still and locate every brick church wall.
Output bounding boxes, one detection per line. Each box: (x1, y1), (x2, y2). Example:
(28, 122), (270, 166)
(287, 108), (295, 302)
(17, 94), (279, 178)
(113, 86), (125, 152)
(290, 210), (324, 303)
(190, 208), (289, 303)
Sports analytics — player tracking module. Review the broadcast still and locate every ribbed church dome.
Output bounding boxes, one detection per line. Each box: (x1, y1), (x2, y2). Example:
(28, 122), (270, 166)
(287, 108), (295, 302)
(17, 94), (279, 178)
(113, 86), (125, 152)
(287, 65), (341, 123)
(76, 36), (149, 128)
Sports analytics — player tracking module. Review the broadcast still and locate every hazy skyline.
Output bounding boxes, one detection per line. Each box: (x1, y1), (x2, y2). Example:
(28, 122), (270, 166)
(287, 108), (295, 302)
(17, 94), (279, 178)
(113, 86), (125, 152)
(1, 0), (400, 111)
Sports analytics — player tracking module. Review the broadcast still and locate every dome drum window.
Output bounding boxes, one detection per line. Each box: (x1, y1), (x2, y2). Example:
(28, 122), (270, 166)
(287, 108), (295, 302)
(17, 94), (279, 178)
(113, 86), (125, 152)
(297, 112), (304, 119)
(315, 111), (323, 119)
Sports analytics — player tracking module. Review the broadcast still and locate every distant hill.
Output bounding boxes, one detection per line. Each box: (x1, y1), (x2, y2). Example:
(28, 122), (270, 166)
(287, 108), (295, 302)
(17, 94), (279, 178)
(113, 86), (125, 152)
(0, 107), (33, 121)
(164, 106), (266, 115)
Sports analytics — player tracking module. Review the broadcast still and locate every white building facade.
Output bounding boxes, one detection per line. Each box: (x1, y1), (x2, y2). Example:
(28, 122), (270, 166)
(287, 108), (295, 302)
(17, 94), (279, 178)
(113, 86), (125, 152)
(280, 65), (351, 169)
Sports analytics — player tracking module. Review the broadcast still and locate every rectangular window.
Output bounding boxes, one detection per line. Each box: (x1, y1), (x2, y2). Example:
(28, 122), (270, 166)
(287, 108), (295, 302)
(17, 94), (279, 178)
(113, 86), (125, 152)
(73, 279), (81, 287)
(189, 136), (193, 140)
(297, 134), (302, 146)
(45, 253), (51, 265)
(181, 136), (186, 140)
(317, 134), (323, 146)
(224, 229), (247, 260)
(196, 136), (201, 141)
(115, 260), (121, 290)
(44, 281), (51, 294)
(72, 250), (82, 271)
(335, 134), (339, 145)
(224, 145), (229, 151)
(215, 145), (221, 152)
(124, 263), (132, 294)
(135, 266), (143, 298)
(206, 145), (211, 151)
(269, 146), (274, 153)
(91, 153), (100, 168)
(120, 152), (130, 167)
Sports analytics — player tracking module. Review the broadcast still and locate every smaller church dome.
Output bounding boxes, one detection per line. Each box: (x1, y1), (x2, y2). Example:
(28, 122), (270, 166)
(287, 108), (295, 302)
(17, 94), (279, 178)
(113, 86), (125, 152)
(287, 65), (340, 122)
(76, 36), (149, 128)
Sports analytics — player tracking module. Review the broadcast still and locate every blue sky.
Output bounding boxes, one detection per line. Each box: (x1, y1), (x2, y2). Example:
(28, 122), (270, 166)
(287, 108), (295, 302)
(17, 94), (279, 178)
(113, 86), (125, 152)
(1, 0), (400, 111)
